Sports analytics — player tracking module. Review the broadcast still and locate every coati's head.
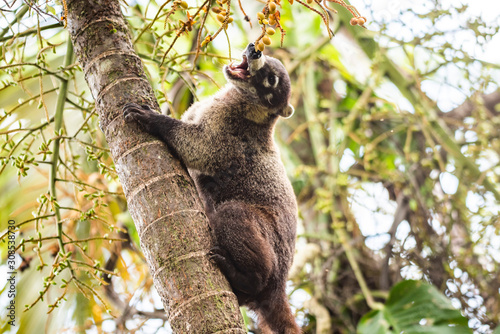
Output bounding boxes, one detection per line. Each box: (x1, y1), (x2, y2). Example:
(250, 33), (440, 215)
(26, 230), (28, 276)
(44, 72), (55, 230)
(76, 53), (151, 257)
(224, 43), (294, 119)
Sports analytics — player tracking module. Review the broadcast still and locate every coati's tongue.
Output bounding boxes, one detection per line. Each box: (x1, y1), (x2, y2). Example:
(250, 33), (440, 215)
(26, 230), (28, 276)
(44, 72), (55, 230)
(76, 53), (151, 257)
(228, 55), (250, 79)
(234, 55), (248, 70)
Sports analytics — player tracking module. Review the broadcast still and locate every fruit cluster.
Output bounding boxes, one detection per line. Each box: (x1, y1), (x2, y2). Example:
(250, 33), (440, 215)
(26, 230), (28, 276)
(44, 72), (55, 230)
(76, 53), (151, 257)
(200, 0), (236, 47)
(195, 0), (367, 50)
(255, 0), (282, 51)
(212, 1), (235, 28)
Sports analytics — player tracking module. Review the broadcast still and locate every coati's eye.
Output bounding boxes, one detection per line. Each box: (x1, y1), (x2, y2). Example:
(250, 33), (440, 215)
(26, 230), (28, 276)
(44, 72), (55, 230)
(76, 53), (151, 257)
(268, 75), (277, 86)
(262, 73), (279, 88)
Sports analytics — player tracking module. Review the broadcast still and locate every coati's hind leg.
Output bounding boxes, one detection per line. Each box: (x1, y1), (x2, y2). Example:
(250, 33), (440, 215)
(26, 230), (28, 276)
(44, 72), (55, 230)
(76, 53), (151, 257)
(208, 201), (276, 296)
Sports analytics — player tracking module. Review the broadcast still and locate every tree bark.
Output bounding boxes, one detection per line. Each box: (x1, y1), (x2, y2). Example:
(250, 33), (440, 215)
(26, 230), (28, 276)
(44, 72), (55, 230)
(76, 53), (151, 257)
(65, 1), (245, 332)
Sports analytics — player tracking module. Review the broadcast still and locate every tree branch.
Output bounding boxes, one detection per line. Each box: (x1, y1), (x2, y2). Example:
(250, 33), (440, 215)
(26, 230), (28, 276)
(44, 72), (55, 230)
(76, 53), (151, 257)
(442, 90), (500, 120)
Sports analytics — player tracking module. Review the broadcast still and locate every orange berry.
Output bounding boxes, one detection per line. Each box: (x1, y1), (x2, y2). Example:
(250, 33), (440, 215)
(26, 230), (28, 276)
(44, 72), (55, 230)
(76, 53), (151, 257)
(269, 2), (277, 13)
(266, 27), (276, 35)
(350, 17), (359, 25)
(262, 35), (272, 45)
(358, 16), (367, 25)
(257, 41), (265, 51)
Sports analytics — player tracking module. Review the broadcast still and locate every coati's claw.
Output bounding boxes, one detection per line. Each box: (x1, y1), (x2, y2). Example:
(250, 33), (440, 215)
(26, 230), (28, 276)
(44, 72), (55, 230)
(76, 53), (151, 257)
(140, 104), (153, 111)
(123, 102), (141, 111)
(123, 104), (139, 122)
(208, 246), (226, 257)
(123, 102), (141, 114)
(209, 253), (226, 264)
(123, 103), (156, 123)
(209, 247), (231, 269)
(209, 246), (231, 262)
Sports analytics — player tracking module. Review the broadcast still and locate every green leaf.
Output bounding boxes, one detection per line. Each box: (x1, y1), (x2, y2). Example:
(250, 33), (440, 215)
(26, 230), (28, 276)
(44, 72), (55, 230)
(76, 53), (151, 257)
(357, 280), (472, 334)
(46, 5), (56, 15)
(357, 309), (395, 334)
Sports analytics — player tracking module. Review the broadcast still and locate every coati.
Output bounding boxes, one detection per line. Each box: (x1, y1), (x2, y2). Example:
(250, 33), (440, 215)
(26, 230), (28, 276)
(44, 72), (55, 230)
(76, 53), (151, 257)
(123, 43), (300, 334)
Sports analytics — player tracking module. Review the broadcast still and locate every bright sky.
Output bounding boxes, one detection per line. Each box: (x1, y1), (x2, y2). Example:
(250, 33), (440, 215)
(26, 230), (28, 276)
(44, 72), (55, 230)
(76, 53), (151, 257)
(353, 0), (500, 64)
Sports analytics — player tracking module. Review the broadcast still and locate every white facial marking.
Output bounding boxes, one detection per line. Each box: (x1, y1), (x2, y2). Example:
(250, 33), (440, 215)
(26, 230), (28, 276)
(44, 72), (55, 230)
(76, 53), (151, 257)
(265, 93), (273, 103)
(249, 55), (266, 75)
(263, 77), (271, 88)
(273, 76), (279, 88)
(255, 56), (265, 70)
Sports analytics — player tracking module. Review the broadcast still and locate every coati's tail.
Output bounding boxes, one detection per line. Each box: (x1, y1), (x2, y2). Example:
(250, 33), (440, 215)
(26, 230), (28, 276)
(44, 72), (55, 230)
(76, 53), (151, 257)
(256, 291), (301, 334)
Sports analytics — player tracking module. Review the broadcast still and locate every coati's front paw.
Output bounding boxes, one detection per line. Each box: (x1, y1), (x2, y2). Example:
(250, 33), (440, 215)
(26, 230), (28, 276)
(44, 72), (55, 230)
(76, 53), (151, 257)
(209, 246), (230, 265)
(123, 103), (156, 124)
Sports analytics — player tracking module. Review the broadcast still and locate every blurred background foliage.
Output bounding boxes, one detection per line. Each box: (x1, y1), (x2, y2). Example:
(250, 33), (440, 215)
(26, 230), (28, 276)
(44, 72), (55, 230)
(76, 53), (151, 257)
(0, 0), (499, 333)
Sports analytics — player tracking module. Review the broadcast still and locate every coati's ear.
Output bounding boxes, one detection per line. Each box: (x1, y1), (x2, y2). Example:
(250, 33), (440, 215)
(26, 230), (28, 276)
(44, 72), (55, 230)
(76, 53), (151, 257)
(278, 104), (295, 119)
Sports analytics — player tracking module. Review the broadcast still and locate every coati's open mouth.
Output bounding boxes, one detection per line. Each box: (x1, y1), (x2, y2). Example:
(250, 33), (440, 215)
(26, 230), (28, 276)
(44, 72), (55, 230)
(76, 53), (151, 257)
(226, 55), (250, 80)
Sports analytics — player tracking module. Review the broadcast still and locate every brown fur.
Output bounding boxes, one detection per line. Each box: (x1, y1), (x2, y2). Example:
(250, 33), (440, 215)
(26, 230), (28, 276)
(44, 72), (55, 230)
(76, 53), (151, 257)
(123, 43), (299, 333)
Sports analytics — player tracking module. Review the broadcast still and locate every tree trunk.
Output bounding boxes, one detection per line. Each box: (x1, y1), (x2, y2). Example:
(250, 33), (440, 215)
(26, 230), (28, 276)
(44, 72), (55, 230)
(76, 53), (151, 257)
(65, 1), (245, 332)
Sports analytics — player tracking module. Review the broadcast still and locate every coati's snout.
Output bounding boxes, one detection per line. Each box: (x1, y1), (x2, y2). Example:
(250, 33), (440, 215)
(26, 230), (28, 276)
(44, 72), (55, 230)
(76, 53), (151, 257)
(246, 43), (262, 60)
(224, 43), (294, 118)
(224, 43), (262, 81)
